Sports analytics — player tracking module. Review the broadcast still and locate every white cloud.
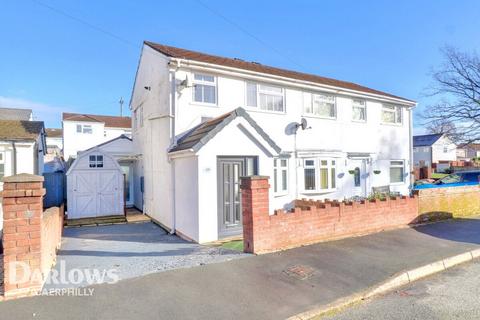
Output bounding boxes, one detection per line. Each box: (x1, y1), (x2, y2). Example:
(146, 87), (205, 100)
(0, 96), (76, 128)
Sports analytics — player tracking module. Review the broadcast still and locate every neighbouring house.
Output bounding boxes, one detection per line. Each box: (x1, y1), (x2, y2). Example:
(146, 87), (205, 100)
(456, 143), (480, 161)
(0, 119), (46, 233)
(62, 112), (132, 160)
(413, 133), (457, 169)
(129, 41), (416, 243)
(66, 134), (140, 219)
(45, 128), (63, 156)
(0, 107), (33, 121)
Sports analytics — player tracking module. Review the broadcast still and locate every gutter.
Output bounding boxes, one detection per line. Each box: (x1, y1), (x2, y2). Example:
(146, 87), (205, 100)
(169, 58), (416, 107)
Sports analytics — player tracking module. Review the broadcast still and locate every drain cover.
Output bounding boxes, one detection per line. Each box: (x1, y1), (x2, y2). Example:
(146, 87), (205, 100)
(283, 265), (315, 280)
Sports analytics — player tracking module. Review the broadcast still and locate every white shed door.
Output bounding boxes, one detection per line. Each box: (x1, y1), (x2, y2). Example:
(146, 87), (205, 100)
(69, 170), (123, 219)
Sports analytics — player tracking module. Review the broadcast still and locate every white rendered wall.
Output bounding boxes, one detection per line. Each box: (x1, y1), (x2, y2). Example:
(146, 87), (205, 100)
(431, 136), (457, 163)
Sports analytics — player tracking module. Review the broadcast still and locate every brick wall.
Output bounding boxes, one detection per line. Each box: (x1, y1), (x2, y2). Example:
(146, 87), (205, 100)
(418, 185), (480, 218)
(241, 176), (419, 254)
(1, 174), (64, 299)
(41, 205), (64, 278)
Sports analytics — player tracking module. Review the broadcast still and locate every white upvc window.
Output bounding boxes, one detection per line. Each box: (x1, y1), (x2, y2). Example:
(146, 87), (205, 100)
(273, 158), (288, 195)
(193, 73), (217, 105)
(352, 99), (366, 122)
(389, 160), (404, 183)
(382, 105), (402, 124)
(89, 155), (104, 168)
(76, 124), (92, 134)
(0, 152), (5, 179)
(303, 158), (337, 192)
(246, 82), (285, 112)
(304, 93), (336, 119)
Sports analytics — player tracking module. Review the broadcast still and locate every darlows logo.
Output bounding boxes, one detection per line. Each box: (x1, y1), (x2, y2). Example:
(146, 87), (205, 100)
(8, 261), (120, 289)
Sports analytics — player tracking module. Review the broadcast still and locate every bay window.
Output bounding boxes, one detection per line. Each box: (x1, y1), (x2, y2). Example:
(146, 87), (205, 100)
(389, 160), (404, 183)
(193, 73), (216, 104)
(352, 99), (366, 122)
(382, 105), (402, 124)
(305, 93), (336, 118)
(246, 82), (284, 112)
(303, 158), (337, 192)
(273, 158), (288, 195)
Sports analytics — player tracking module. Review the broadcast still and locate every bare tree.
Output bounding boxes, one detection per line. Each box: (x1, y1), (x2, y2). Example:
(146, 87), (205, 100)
(423, 46), (480, 146)
(425, 118), (461, 143)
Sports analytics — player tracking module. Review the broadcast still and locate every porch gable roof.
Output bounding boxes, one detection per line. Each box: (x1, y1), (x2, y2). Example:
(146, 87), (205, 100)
(169, 107), (281, 154)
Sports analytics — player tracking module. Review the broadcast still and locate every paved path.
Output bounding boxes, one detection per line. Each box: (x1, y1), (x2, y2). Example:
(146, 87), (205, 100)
(45, 222), (248, 289)
(2, 218), (480, 320)
(325, 259), (480, 319)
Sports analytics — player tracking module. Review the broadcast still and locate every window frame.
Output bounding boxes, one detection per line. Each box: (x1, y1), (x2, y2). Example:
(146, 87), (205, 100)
(273, 158), (289, 196)
(381, 105), (402, 125)
(303, 93), (337, 119)
(76, 124), (93, 134)
(245, 81), (285, 113)
(88, 154), (104, 168)
(302, 158), (337, 193)
(0, 151), (5, 179)
(351, 99), (367, 122)
(389, 160), (405, 184)
(192, 73), (217, 106)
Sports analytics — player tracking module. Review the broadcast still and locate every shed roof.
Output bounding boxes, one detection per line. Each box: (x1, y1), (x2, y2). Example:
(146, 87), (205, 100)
(413, 133), (444, 147)
(145, 41), (414, 103)
(0, 120), (45, 141)
(169, 107), (281, 154)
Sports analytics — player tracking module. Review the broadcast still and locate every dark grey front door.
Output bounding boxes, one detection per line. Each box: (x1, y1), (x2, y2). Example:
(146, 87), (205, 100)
(218, 157), (257, 238)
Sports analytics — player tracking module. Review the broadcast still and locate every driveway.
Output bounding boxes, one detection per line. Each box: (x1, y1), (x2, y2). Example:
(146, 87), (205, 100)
(44, 222), (248, 289)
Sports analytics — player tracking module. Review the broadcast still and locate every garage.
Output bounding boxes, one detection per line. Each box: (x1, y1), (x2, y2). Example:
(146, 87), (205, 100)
(66, 147), (124, 219)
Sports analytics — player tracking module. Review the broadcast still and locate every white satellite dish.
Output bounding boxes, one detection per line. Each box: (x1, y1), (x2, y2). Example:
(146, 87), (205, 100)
(300, 118), (308, 130)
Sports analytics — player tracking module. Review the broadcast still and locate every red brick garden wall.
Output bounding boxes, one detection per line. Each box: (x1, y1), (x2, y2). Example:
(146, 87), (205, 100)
(1, 174), (64, 299)
(241, 176), (419, 254)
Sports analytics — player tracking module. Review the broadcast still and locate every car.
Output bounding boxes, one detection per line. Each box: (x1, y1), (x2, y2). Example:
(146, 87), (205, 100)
(414, 171), (480, 189)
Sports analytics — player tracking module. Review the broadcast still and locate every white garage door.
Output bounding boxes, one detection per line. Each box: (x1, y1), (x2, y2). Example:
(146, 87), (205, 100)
(68, 170), (123, 219)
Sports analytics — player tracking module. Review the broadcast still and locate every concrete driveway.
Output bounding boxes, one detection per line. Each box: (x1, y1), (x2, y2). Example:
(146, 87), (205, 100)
(44, 222), (248, 289)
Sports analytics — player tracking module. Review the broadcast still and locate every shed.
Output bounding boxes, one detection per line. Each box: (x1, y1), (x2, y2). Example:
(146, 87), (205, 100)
(66, 147), (124, 219)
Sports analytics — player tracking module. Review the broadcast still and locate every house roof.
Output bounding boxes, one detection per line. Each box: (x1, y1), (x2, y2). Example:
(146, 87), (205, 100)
(145, 41), (414, 103)
(413, 133), (444, 147)
(169, 107), (281, 154)
(0, 120), (45, 141)
(62, 113), (131, 128)
(0, 107), (32, 121)
(46, 128), (63, 138)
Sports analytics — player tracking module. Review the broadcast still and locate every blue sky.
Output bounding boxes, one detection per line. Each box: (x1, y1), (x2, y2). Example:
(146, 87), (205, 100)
(1, 0), (479, 130)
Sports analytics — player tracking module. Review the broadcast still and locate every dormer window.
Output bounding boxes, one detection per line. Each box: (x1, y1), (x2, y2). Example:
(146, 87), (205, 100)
(193, 74), (216, 104)
(76, 124), (93, 134)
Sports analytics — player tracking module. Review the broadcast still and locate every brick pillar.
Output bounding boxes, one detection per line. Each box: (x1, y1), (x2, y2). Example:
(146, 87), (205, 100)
(1, 173), (45, 298)
(240, 176), (269, 254)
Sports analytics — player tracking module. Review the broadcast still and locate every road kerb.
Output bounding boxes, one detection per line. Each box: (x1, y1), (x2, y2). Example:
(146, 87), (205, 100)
(287, 249), (479, 320)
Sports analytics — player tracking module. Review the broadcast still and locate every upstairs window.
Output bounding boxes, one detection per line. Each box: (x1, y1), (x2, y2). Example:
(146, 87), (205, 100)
(246, 82), (285, 112)
(76, 124), (92, 134)
(193, 74), (216, 104)
(89, 155), (104, 168)
(0, 152), (4, 179)
(273, 158), (288, 195)
(305, 93), (336, 119)
(352, 99), (366, 122)
(389, 160), (404, 183)
(382, 105), (402, 124)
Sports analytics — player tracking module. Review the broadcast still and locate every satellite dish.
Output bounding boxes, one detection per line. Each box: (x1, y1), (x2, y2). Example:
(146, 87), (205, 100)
(300, 118), (308, 130)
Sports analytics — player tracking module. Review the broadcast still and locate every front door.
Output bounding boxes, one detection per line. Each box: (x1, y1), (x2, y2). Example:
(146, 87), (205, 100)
(217, 157), (257, 238)
(351, 159), (368, 197)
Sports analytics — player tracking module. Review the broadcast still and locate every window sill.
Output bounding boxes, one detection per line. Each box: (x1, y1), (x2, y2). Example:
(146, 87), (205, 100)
(380, 122), (403, 127)
(246, 107), (286, 115)
(189, 102), (218, 108)
(274, 192), (288, 197)
(389, 182), (405, 186)
(351, 119), (367, 123)
(301, 114), (337, 121)
(300, 189), (337, 195)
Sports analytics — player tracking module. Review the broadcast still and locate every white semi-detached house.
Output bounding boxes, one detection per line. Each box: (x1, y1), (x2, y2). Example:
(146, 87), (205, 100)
(62, 113), (132, 161)
(130, 41), (417, 243)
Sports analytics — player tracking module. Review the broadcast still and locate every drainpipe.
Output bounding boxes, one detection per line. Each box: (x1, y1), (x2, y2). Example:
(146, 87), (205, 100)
(408, 107), (414, 188)
(9, 141), (17, 175)
(169, 64), (178, 235)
